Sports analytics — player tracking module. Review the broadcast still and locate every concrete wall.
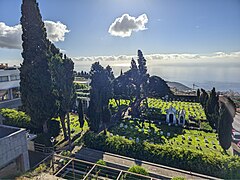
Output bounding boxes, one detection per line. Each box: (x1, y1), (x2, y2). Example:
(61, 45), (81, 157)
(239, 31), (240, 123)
(0, 114), (3, 125)
(0, 98), (21, 109)
(0, 125), (30, 172)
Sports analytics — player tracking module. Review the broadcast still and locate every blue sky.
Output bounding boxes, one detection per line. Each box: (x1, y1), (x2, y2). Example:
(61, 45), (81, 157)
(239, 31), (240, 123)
(0, 0), (240, 63)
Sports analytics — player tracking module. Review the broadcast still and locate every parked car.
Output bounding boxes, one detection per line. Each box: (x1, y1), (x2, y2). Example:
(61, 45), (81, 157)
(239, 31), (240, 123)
(232, 131), (240, 142)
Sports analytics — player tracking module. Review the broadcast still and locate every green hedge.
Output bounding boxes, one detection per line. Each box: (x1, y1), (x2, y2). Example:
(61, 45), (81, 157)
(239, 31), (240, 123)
(0, 108), (60, 136)
(0, 108), (32, 130)
(83, 132), (240, 179)
(128, 165), (149, 176)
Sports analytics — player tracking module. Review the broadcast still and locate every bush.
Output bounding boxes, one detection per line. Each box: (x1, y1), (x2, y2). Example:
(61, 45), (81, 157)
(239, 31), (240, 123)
(83, 132), (240, 179)
(96, 159), (106, 166)
(0, 108), (32, 130)
(200, 121), (213, 131)
(128, 165), (149, 176)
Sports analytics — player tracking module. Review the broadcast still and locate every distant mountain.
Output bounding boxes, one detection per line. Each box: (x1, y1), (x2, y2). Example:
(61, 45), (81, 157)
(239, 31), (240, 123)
(167, 81), (192, 91)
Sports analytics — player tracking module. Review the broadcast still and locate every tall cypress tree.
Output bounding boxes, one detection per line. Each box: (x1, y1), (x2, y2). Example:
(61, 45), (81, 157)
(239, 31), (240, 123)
(218, 99), (233, 151)
(77, 99), (84, 128)
(50, 53), (74, 140)
(206, 87), (219, 129)
(87, 62), (113, 132)
(20, 0), (56, 133)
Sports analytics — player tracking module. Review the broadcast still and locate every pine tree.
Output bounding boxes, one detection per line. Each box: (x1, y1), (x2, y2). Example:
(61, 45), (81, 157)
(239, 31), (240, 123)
(20, 0), (56, 133)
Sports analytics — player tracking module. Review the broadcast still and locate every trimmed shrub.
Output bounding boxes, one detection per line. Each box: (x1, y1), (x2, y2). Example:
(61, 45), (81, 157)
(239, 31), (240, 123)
(83, 132), (240, 179)
(96, 159), (106, 166)
(128, 165), (149, 176)
(0, 108), (32, 130)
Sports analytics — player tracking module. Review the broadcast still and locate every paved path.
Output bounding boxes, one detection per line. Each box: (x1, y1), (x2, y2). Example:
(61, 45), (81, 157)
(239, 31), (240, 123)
(75, 147), (221, 180)
(233, 113), (240, 132)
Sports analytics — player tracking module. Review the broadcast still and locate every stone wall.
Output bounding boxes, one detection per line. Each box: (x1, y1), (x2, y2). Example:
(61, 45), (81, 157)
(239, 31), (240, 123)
(0, 125), (29, 173)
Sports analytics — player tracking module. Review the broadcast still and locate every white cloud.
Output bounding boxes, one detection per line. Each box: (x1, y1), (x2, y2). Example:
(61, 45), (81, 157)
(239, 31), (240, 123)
(44, 21), (70, 42)
(0, 21), (69, 49)
(108, 13), (148, 37)
(0, 22), (22, 49)
(73, 51), (240, 62)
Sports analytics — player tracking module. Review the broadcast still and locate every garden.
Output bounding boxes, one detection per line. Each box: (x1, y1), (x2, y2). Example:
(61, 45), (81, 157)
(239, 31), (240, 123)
(147, 98), (207, 121)
(108, 118), (222, 155)
(82, 97), (240, 179)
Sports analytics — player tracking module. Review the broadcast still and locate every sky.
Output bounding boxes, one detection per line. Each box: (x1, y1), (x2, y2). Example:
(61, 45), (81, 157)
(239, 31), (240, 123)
(0, 0), (240, 64)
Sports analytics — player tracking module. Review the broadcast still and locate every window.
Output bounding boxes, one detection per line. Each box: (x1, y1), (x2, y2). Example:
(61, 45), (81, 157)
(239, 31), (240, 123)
(0, 76), (8, 82)
(10, 74), (20, 81)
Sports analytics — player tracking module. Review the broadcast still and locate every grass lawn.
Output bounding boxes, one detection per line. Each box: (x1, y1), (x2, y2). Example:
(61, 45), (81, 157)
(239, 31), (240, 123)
(147, 98), (206, 121)
(55, 113), (89, 147)
(35, 113), (89, 147)
(108, 118), (223, 155)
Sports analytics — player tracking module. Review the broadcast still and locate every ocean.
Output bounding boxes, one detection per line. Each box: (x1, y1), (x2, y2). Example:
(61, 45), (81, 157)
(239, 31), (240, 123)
(73, 58), (240, 92)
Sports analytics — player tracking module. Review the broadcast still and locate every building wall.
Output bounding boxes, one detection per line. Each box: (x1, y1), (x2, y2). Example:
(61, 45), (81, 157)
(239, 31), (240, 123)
(0, 98), (21, 109)
(0, 125), (30, 172)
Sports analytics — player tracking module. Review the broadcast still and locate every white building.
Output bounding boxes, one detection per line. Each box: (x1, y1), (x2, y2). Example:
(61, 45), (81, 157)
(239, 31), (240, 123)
(166, 106), (186, 125)
(0, 65), (20, 102)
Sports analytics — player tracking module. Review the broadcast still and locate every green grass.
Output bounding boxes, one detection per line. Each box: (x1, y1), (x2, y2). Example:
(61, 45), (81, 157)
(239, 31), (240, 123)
(109, 99), (130, 107)
(108, 118), (223, 155)
(147, 98), (206, 121)
(54, 113), (89, 146)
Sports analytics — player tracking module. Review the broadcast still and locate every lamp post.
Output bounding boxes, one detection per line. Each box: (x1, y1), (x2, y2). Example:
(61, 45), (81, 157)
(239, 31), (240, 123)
(50, 136), (55, 173)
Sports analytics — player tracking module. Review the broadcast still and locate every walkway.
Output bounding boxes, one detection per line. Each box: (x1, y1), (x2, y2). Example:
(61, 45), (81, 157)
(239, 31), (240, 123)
(75, 147), (220, 180)
(233, 112), (240, 132)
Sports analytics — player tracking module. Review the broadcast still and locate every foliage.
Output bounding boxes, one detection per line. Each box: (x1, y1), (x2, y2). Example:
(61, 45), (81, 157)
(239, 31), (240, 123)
(96, 159), (106, 166)
(127, 165), (149, 176)
(87, 62), (113, 132)
(206, 87), (219, 129)
(199, 89), (209, 110)
(34, 163), (47, 173)
(200, 121), (213, 131)
(148, 75), (172, 98)
(61, 150), (71, 157)
(77, 99), (84, 128)
(147, 98), (206, 121)
(74, 82), (89, 90)
(113, 73), (136, 103)
(20, 0), (57, 133)
(50, 53), (75, 140)
(0, 108), (32, 130)
(137, 50), (149, 99)
(47, 119), (60, 137)
(83, 132), (240, 179)
(218, 99), (233, 151)
(109, 119), (221, 154)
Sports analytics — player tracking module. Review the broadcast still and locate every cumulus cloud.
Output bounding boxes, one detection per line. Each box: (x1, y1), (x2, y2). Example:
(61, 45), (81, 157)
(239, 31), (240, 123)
(0, 22), (22, 49)
(44, 21), (70, 42)
(0, 21), (69, 49)
(73, 51), (240, 62)
(108, 13), (148, 37)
